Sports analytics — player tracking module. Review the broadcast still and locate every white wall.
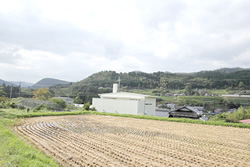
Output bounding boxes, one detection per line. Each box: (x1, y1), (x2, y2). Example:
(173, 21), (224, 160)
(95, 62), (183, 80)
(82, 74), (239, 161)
(93, 97), (156, 116)
(144, 97), (156, 116)
(93, 98), (139, 115)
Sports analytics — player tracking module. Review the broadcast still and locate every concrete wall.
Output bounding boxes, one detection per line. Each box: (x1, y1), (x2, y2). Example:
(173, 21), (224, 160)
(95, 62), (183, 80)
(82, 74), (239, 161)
(93, 97), (156, 116)
(137, 100), (145, 115)
(93, 98), (139, 115)
(144, 97), (156, 116)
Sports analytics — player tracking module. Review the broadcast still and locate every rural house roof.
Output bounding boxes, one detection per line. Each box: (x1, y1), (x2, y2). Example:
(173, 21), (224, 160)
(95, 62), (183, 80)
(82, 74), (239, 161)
(98, 92), (156, 100)
(175, 106), (203, 115)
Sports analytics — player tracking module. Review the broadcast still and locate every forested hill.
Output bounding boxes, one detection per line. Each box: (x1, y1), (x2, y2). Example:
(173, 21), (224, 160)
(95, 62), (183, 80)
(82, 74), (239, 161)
(49, 68), (250, 102)
(74, 69), (250, 89)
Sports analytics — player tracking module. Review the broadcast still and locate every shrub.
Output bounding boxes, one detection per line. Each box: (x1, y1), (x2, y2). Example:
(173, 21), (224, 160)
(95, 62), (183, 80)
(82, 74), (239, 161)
(50, 99), (66, 109)
(73, 96), (83, 104)
(225, 107), (250, 123)
(33, 104), (48, 112)
(83, 102), (90, 111)
(8, 102), (16, 108)
(65, 104), (75, 111)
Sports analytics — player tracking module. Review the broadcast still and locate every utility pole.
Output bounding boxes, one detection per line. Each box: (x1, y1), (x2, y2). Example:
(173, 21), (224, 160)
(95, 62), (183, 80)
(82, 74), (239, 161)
(10, 84), (13, 99)
(19, 81), (22, 97)
(117, 76), (121, 92)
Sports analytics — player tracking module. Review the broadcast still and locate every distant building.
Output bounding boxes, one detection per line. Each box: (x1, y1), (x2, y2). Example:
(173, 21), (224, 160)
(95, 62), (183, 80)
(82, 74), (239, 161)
(165, 93), (174, 96)
(166, 104), (177, 110)
(169, 106), (203, 118)
(92, 84), (156, 116)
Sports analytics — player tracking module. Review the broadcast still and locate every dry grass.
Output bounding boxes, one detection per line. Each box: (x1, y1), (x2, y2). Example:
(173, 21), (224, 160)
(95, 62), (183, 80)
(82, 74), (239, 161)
(16, 115), (250, 166)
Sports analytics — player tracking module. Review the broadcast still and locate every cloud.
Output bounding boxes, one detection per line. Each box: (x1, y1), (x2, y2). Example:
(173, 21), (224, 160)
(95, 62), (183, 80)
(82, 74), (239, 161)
(0, 0), (250, 82)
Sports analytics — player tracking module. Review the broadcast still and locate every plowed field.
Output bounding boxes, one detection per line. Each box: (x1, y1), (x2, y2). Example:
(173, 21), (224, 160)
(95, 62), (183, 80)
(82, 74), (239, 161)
(15, 115), (250, 167)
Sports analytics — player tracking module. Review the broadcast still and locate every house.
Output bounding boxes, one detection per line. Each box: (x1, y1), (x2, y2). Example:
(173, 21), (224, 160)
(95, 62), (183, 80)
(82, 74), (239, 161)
(169, 106), (203, 118)
(92, 84), (156, 116)
(165, 93), (174, 96)
(166, 104), (177, 110)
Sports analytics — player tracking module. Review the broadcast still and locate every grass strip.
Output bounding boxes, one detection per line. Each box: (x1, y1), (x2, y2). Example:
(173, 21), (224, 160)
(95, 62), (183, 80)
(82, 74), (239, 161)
(0, 118), (59, 167)
(3, 109), (249, 129)
(87, 111), (250, 129)
(1, 108), (249, 128)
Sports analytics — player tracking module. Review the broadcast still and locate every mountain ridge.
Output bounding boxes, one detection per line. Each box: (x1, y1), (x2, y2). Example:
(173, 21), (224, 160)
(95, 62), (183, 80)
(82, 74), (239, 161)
(31, 78), (70, 89)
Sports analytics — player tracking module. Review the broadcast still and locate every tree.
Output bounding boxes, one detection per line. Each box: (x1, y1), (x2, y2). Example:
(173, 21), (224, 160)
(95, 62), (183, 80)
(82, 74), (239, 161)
(33, 88), (52, 100)
(50, 98), (66, 109)
(184, 84), (193, 96)
(0, 87), (6, 97)
(83, 102), (90, 110)
(238, 81), (245, 89)
(73, 96), (83, 104)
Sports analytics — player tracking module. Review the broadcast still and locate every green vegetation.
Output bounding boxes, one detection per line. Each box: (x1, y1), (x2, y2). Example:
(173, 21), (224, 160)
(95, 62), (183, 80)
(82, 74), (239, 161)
(33, 88), (52, 101)
(73, 96), (83, 104)
(0, 117), (59, 166)
(50, 98), (66, 109)
(0, 83), (21, 98)
(48, 69), (250, 103)
(216, 107), (250, 123)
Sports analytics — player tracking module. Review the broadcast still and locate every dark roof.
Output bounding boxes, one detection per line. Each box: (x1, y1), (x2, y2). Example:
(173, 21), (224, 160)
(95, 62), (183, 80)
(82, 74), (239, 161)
(175, 106), (203, 115)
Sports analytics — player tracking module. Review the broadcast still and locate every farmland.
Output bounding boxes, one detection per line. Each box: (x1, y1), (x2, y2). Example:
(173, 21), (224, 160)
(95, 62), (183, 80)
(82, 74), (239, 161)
(16, 115), (250, 166)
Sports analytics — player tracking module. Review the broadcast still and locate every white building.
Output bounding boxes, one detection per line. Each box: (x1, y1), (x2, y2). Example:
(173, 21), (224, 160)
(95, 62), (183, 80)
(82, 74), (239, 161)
(92, 84), (156, 116)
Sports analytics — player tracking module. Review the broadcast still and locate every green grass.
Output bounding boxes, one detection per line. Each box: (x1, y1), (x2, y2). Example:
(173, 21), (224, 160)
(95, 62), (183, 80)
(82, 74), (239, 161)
(0, 118), (59, 167)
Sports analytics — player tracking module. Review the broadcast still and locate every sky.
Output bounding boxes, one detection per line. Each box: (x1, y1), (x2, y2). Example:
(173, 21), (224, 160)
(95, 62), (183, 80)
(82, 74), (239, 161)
(0, 0), (250, 83)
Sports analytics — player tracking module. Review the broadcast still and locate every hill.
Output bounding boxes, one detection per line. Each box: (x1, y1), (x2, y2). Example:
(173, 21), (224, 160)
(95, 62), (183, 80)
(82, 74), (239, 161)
(31, 78), (70, 89)
(10, 81), (33, 88)
(49, 68), (250, 102)
(214, 67), (247, 73)
(0, 79), (18, 86)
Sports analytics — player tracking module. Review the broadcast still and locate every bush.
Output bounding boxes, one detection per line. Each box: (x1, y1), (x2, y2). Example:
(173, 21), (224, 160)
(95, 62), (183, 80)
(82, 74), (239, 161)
(225, 107), (250, 123)
(33, 104), (48, 112)
(65, 104), (75, 111)
(83, 102), (90, 111)
(73, 96), (83, 104)
(8, 102), (16, 108)
(50, 99), (66, 109)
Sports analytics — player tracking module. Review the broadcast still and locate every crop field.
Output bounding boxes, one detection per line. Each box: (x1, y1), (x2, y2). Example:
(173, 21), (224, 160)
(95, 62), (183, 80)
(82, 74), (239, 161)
(16, 115), (250, 166)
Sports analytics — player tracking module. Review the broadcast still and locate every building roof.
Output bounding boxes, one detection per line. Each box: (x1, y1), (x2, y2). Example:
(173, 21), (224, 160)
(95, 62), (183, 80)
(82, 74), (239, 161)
(239, 119), (250, 124)
(175, 106), (203, 115)
(99, 92), (156, 100)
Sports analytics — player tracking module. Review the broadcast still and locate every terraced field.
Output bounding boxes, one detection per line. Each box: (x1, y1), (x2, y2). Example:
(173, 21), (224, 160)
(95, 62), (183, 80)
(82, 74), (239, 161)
(16, 115), (250, 166)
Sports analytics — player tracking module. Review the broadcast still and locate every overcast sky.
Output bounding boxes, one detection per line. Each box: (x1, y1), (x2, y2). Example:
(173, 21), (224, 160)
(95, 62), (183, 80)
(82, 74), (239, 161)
(1, 0), (250, 83)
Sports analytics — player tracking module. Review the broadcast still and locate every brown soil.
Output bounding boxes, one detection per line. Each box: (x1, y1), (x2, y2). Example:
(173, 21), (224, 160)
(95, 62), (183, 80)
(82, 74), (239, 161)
(15, 115), (250, 167)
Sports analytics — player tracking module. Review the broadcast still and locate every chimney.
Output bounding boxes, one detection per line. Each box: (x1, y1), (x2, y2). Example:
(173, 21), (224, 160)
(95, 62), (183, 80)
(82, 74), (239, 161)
(113, 83), (118, 93)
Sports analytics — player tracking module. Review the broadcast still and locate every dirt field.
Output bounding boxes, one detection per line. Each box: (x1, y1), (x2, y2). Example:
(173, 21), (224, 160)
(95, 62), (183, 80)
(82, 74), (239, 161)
(15, 115), (250, 167)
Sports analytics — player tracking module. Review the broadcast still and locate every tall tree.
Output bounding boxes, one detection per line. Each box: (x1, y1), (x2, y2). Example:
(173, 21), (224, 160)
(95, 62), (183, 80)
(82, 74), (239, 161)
(33, 88), (52, 100)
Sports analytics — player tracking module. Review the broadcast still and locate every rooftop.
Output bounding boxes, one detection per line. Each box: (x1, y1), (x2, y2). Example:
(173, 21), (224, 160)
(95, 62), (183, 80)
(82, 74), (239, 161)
(99, 92), (156, 100)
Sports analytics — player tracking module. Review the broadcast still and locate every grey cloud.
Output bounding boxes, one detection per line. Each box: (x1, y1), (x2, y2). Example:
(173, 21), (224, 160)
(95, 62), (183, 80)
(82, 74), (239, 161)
(0, 44), (21, 64)
(0, 12), (124, 59)
(137, 0), (187, 29)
